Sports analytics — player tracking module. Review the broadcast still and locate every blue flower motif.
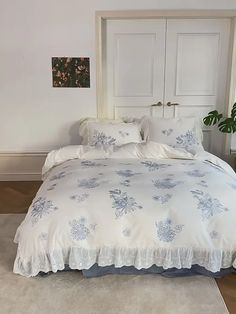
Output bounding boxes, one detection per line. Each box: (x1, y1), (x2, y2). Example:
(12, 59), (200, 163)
(78, 178), (100, 189)
(141, 161), (171, 172)
(49, 171), (66, 181)
(197, 180), (208, 188)
(153, 194), (172, 204)
(109, 189), (142, 218)
(209, 230), (219, 239)
(92, 130), (116, 147)
(70, 193), (89, 202)
(153, 178), (183, 189)
(155, 218), (184, 242)
(185, 169), (206, 177)
(119, 162), (133, 166)
(119, 130), (129, 137)
(122, 228), (131, 237)
(120, 179), (130, 187)
(69, 217), (96, 241)
(69, 219), (90, 240)
(38, 232), (48, 241)
(81, 160), (107, 167)
(31, 197), (58, 224)
(162, 128), (173, 136)
(47, 183), (57, 191)
(175, 129), (199, 152)
(116, 170), (141, 177)
(191, 190), (229, 220)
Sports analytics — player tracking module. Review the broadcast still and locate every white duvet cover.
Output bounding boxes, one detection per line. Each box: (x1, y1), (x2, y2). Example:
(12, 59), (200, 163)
(14, 142), (236, 277)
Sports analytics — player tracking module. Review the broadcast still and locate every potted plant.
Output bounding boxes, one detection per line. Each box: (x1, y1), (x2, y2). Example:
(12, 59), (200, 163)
(203, 102), (236, 133)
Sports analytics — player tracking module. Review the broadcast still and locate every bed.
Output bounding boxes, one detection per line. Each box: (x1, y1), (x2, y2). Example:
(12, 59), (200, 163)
(13, 118), (236, 278)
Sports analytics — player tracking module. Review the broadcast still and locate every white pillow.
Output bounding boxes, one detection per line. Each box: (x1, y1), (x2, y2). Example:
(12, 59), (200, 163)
(145, 117), (204, 154)
(79, 118), (122, 145)
(87, 122), (142, 147)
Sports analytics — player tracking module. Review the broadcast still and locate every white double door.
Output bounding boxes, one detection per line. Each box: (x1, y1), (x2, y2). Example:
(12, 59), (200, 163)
(105, 18), (231, 155)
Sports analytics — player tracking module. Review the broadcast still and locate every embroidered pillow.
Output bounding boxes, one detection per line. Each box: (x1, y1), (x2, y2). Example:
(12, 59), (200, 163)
(87, 122), (142, 148)
(145, 117), (204, 154)
(79, 118), (123, 145)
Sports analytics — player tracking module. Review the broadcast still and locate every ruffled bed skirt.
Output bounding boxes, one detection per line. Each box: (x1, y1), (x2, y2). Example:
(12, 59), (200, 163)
(13, 246), (236, 277)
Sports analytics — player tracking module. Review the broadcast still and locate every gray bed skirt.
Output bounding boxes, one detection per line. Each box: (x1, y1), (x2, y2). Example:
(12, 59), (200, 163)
(81, 264), (236, 278)
(40, 264), (236, 278)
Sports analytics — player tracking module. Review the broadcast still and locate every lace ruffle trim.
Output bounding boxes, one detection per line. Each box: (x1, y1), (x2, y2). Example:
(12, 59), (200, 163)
(13, 246), (236, 277)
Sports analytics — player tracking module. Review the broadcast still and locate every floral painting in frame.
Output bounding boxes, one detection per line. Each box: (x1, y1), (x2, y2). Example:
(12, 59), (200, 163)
(52, 57), (90, 88)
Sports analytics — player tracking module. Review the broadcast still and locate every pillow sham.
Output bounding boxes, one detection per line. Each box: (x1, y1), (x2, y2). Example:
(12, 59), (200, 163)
(79, 118), (122, 145)
(87, 121), (142, 148)
(144, 117), (204, 154)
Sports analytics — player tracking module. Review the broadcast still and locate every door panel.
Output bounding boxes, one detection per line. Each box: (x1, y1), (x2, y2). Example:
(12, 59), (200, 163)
(114, 33), (156, 97)
(106, 19), (166, 119)
(164, 19), (230, 109)
(164, 19), (231, 156)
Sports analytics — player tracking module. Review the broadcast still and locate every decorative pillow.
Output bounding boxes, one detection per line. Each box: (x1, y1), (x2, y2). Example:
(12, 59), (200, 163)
(87, 122), (142, 148)
(79, 118), (122, 145)
(145, 117), (204, 154)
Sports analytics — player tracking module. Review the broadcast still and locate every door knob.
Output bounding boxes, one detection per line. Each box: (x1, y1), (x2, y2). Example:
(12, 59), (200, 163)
(166, 102), (179, 106)
(151, 101), (163, 107)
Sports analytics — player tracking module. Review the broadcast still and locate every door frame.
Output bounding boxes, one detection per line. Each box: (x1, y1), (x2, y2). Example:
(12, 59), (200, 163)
(96, 10), (236, 154)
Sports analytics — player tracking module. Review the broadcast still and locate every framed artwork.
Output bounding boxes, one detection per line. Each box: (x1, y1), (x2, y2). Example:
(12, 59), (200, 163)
(52, 57), (90, 88)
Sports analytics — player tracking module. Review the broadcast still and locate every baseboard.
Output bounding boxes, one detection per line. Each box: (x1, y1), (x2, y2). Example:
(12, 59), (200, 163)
(0, 152), (47, 181)
(0, 173), (42, 181)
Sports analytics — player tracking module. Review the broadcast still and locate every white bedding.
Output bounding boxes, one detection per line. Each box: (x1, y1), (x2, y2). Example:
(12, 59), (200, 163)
(14, 142), (236, 277)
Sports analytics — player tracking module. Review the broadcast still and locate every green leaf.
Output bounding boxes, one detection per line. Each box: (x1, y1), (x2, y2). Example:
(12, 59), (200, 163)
(218, 117), (236, 133)
(231, 103), (236, 120)
(203, 110), (223, 126)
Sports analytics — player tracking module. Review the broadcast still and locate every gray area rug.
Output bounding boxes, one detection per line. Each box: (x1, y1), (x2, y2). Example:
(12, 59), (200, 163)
(0, 214), (229, 314)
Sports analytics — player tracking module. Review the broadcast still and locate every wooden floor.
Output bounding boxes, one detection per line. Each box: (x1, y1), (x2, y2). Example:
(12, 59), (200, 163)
(0, 181), (236, 313)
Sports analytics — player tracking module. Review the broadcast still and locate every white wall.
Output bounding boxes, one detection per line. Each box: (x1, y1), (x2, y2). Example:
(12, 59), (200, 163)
(1, 0), (236, 152)
(232, 135), (236, 151)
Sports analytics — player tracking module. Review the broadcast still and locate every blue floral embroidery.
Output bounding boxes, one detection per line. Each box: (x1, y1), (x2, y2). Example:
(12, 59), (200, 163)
(69, 217), (96, 241)
(185, 169), (206, 177)
(141, 161), (171, 172)
(70, 193), (89, 202)
(191, 190), (229, 220)
(81, 160), (106, 167)
(210, 230), (219, 239)
(119, 162), (133, 166)
(155, 218), (184, 242)
(153, 178), (183, 189)
(153, 194), (172, 204)
(47, 183), (57, 191)
(116, 170), (141, 177)
(109, 189), (142, 218)
(38, 232), (48, 241)
(119, 130), (129, 137)
(31, 197), (58, 224)
(120, 179), (130, 187)
(197, 180), (208, 188)
(92, 130), (116, 147)
(49, 171), (66, 181)
(175, 129), (199, 151)
(181, 162), (196, 166)
(162, 128), (173, 136)
(78, 178), (100, 189)
(122, 228), (131, 237)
